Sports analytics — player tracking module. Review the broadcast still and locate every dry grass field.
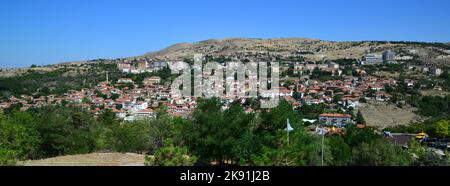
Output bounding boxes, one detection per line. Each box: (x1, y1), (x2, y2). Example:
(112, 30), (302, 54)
(20, 153), (146, 166)
(356, 101), (422, 129)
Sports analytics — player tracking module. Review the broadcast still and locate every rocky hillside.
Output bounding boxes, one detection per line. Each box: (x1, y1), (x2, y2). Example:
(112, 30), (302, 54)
(143, 38), (450, 64)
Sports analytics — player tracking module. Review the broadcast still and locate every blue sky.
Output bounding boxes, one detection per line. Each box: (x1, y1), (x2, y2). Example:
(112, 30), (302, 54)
(1, 0), (449, 67)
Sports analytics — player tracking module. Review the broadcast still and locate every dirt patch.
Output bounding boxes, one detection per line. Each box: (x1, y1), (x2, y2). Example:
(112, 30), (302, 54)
(20, 153), (146, 166)
(356, 101), (422, 129)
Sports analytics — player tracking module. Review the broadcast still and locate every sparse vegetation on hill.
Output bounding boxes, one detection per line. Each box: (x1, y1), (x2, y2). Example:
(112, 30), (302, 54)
(0, 63), (120, 99)
(143, 38), (450, 63)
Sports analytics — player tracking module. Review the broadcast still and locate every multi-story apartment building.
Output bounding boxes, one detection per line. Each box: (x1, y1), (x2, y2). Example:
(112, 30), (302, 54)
(319, 113), (352, 127)
(362, 54), (383, 65)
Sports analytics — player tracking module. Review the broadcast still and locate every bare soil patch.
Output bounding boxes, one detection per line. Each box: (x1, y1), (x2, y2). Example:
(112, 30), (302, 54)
(20, 153), (146, 166)
(356, 101), (422, 129)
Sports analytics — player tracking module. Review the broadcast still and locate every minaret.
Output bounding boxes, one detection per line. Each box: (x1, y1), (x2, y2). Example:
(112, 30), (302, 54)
(106, 71), (109, 84)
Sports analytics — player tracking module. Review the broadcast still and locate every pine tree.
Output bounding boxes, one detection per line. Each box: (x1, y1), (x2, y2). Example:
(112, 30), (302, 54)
(356, 110), (366, 125)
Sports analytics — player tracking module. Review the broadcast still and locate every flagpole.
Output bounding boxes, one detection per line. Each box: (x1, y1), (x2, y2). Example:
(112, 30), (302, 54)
(287, 118), (290, 146)
(288, 128), (290, 146)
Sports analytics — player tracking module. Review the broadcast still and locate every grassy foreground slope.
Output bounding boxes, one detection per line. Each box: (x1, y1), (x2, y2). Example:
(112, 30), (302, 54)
(20, 153), (145, 166)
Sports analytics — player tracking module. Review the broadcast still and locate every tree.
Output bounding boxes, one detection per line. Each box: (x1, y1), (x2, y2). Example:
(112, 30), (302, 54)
(110, 93), (120, 100)
(92, 109), (120, 151)
(413, 150), (448, 166)
(416, 96), (450, 117)
(326, 136), (352, 166)
(297, 103), (326, 119)
(258, 99), (301, 147)
(144, 139), (197, 166)
(82, 97), (91, 104)
(6, 112), (41, 159)
(0, 111), (41, 163)
(32, 106), (96, 157)
(94, 108), (177, 154)
(333, 94), (342, 104)
(293, 92), (302, 100)
(408, 140), (448, 166)
(0, 113), (18, 165)
(408, 139), (426, 158)
(343, 125), (379, 148)
(435, 120), (450, 138)
(356, 110), (366, 125)
(250, 130), (326, 166)
(182, 98), (256, 165)
(111, 120), (151, 153)
(352, 139), (411, 166)
(0, 149), (16, 166)
(181, 98), (224, 163)
(147, 108), (177, 152)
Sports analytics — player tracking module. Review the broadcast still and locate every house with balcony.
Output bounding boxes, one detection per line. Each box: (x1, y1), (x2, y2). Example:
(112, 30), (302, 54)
(143, 76), (162, 85)
(319, 113), (352, 127)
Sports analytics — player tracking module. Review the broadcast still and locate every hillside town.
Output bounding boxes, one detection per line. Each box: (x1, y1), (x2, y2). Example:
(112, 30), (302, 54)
(1, 48), (444, 129)
(3, 0), (450, 179)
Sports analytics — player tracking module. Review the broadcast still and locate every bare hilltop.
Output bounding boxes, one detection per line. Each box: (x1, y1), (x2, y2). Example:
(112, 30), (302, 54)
(143, 38), (450, 64)
(2, 37), (449, 77)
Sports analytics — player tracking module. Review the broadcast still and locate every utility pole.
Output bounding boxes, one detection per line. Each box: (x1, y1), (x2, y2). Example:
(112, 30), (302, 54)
(321, 125), (325, 166)
(287, 128), (290, 146)
(286, 118), (293, 146)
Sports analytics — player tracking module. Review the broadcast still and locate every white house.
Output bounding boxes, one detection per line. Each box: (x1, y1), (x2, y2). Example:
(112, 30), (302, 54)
(135, 109), (155, 119)
(143, 76), (162, 85)
(117, 78), (134, 84)
(134, 101), (148, 110)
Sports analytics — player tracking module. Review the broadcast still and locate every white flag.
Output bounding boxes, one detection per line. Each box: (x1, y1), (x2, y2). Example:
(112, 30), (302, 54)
(286, 118), (294, 132)
(317, 127), (327, 135)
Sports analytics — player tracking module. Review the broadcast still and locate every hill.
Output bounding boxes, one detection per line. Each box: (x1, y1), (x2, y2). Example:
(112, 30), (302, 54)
(142, 38), (450, 63)
(356, 101), (422, 129)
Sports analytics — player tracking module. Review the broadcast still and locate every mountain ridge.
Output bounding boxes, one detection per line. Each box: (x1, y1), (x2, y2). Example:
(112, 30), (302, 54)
(140, 37), (450, 62)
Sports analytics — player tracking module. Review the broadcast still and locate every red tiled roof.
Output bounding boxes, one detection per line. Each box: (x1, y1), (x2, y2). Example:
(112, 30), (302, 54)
(319, 113), (351, 118)
(138, 109), (154, 113)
